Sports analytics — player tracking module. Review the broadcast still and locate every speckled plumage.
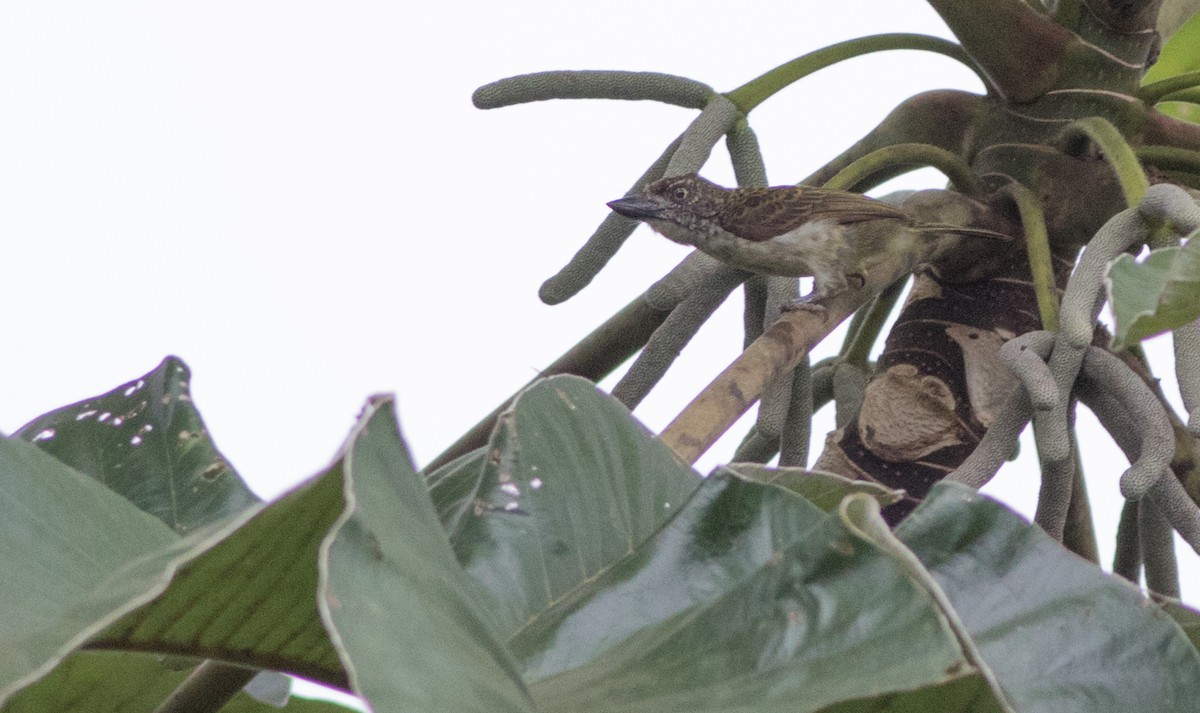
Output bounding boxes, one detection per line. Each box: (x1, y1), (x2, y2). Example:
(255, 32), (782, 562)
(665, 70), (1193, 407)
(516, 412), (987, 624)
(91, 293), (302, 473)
(607, 173), (1005, 310)
(715, 184), (912, 240)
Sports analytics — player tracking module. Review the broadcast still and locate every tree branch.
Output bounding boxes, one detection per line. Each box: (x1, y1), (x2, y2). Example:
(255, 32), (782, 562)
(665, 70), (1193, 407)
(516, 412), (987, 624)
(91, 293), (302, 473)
(660, 259), (905, 463)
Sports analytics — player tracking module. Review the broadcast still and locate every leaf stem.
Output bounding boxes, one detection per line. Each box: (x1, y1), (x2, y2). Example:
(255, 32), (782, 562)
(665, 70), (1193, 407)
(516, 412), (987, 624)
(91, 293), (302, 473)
(1063, 438), (1100, 564)
(1057, 117), (1149, 207)
(822, 142), (983, 194)
(1140, 70), (1200, 105)
(726, 34), (986, 113)
(1137, 145), (1200, 179)
(1004, 182), (1059, 331)
(840, 278), (907, 367)
(1140, 498), (1181, 598)
(1157, 87), (1200, 106)
(1113, 498), (1142, 582)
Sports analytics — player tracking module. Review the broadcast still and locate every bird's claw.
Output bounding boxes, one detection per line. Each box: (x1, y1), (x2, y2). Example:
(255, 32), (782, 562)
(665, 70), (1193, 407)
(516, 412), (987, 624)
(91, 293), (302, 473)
(781, 297), (828, 318)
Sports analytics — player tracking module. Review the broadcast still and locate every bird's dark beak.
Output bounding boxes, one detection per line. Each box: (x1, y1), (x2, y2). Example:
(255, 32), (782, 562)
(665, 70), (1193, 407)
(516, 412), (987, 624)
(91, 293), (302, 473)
(607, 195), (665, 220)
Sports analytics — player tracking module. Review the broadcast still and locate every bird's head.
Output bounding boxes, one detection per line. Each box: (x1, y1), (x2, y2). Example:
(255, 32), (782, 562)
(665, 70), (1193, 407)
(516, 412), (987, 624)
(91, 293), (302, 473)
(607, 174), (728, 240)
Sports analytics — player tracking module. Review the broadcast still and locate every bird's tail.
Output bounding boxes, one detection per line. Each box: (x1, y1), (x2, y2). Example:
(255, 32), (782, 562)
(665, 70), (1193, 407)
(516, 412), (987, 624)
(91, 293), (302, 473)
(916, 224), (1013, 241)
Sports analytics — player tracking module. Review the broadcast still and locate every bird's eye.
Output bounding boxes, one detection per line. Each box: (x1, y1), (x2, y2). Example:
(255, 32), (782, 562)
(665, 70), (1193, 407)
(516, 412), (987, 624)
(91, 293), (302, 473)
(672, 187), (689, 201)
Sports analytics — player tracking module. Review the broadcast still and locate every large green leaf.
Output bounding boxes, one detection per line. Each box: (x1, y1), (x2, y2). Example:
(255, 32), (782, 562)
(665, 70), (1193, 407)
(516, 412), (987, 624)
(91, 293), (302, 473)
(319, 396), (535, 712)
(897, 482), (1200, 713)
(1106, 228), (1200, 349)
(93, 468), (347, 686)
(445, 377), (1005, 710)
(0, 435), (251, 705)
(448, 376), (704, 666)
(1, 358), (338, 707)
(1146, 6), (1200, 123)
(426, 447), (487, 541)
(505, 472), (841, 682)
(12, 367), (1198, 712)
(1162, 599), (1200, 652)
(13, 356), (258, 533)
(1147, 7), (1200, 82)
(3, 652), (351, 712)
(52, 393), (531, 711)
(527, 485), (1001, 713)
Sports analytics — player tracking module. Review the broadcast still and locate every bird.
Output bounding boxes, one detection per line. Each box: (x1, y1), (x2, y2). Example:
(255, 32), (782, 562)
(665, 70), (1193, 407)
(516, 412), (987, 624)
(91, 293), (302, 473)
(607, 173), (1009, 310)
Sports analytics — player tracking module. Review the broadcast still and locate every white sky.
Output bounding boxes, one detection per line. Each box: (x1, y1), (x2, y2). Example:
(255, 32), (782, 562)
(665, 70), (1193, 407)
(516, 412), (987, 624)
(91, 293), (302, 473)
(0, 0), (1194, 682)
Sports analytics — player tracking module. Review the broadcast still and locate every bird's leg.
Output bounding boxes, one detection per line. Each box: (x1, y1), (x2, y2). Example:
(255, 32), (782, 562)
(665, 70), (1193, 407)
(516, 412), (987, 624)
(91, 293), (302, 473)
(781, 274), (845, 315)
(781, 241), (852, 314)
(781, 295), (830, 316)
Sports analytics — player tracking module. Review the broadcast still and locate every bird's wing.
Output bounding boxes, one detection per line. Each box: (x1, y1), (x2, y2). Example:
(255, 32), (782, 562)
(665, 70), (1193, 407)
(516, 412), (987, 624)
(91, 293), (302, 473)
(720, 186), (911, 241)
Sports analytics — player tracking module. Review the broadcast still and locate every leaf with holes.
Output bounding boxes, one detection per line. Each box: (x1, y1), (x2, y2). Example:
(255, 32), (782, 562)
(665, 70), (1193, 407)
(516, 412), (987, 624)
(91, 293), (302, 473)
(439, 375), (998, 712)
(449, 375), (704, 665)
(318, 396), (536, 712)
(426, 447), (487, 542)
(0, 433), (252, 706)
(13, 356), (258, 533)
(83, 395), (532, 712)
(90, 469), (346, 689)
(1106, 230), (1200, 350)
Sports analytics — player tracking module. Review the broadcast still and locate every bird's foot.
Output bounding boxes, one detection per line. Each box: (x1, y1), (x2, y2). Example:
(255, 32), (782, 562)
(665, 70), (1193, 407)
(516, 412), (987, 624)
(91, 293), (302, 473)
(781, 297), (828, 318)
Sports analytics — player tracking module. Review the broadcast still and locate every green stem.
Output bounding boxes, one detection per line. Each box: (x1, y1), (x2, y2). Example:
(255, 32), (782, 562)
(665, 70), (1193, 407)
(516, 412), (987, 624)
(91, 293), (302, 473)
(1005, 182), (1059, 331)
(1113, 498), (1141, 582)
(732, 359), (836, 463)
(1158, 87), (1200, 106)
(779, 356), (813, 467)
(838, 305), (873, 357)
(841, 278), (907, 367)
(822, 142), (983, 194)
(726, 34), (987, 113)
(1140, 70), (1200, 105)
(1161, 171), (1200, 191)
(1058, 117), (1149, 207)
(731, 425), (779, 463)
(1140, 498), (1181, 598)
(727, 118), (768, 187)
(1142, 126), (1200, 188)
(473, 70), (712, 110)
(1063, 436), (1100, 564)
(1137, 145), (1200, 178)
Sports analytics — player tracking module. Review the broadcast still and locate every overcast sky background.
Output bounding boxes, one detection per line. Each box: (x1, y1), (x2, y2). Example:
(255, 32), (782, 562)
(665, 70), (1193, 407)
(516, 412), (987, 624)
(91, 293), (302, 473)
(0, 1), (1193, 705)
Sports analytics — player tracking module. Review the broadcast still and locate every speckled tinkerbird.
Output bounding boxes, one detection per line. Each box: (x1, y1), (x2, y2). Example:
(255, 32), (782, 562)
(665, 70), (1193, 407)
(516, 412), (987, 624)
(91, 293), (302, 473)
(608, 173), (1009, 311)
